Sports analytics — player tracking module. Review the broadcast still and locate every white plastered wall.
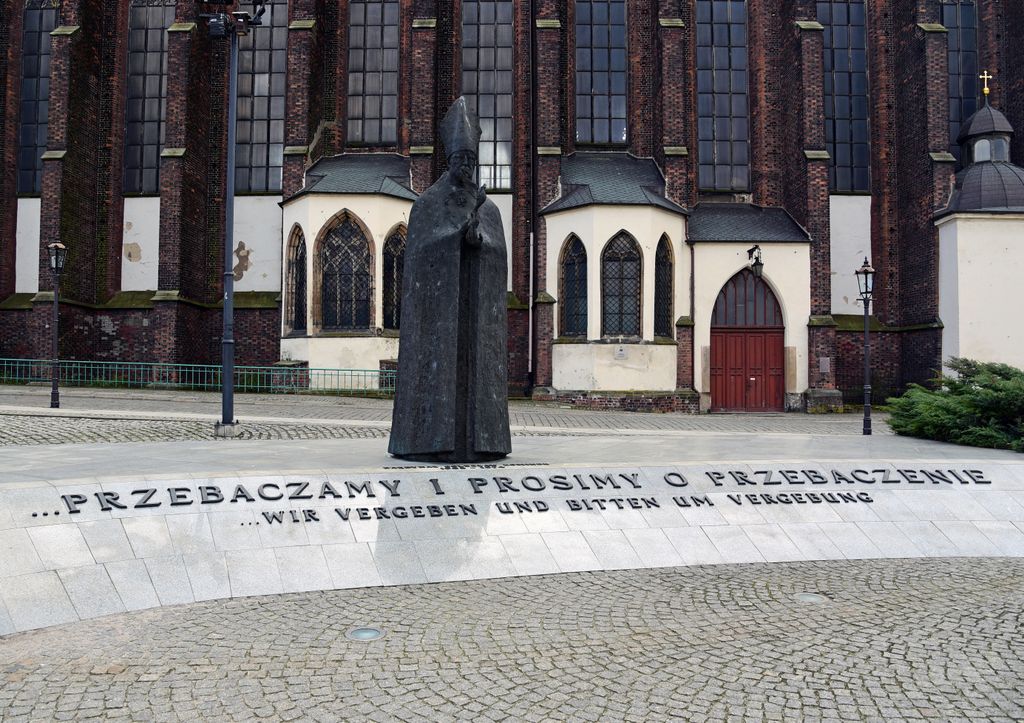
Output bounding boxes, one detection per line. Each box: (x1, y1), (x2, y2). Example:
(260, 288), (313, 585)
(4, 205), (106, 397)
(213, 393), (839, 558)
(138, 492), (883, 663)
(829, 195), (872, 315)
(15, 199), (41, 294)
(937, 213), (1024, 371)
(280, 336), (400, 382)
(280, 193), (413, 370)
(692, 242), (811, 405)
(120, 197), (160, 291)
(542, 205), (688, 391)
(489, 192), (514, 292)
(234, 196), (284, 291)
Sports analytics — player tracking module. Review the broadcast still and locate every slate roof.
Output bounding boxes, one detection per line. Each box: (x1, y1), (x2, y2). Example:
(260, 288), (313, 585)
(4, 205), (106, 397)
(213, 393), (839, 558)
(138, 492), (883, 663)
(957, 105), (1014, 144)
(541, 152), (687, 216)
(938, 162), (1024, 217)
(292, 153), (417, 201)
(687, 203), (811, 242)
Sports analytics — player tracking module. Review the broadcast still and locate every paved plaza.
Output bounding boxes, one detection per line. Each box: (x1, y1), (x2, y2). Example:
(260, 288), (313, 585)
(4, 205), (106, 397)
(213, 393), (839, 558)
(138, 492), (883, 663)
(0, 386), (889, 444)
(1, 385), (1022, 722)
(1, 559), (1022, 722)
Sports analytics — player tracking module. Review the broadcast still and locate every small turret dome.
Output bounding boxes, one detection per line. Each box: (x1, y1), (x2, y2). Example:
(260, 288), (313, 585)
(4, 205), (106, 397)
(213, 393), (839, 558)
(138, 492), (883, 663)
(956, 105), (1013, 144)
(938, 101), (1024, 217)
(943, 162), (1024, 214)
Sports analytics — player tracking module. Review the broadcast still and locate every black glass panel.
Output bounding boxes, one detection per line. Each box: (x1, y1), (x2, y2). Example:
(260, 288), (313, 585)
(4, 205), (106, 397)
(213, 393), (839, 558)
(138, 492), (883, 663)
(319, 218), (373, 330)
(348, 0), (399, 145)
(124, 0), (175, 194)
(696, 0), (749, 190)
(601, 233), (641, 336)
(236, 0), (287, 192)
(944, 2), (979, 164)
(575, 0), (627, 145)
(560, 237), (587, 337)
(18, 2), (57, 195)
(462, 0), (513, 189)
(818, 0), (870, 191)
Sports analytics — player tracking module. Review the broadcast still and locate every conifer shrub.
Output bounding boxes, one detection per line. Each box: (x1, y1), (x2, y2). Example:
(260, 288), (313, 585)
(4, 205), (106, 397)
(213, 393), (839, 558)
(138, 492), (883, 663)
(886, 358), (1024, 452)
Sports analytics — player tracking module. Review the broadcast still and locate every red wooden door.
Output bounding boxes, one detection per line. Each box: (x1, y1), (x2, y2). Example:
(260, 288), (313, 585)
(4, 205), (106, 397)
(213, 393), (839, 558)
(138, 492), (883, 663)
(709, 270), (786, 412)
(710, 330), (784, 411)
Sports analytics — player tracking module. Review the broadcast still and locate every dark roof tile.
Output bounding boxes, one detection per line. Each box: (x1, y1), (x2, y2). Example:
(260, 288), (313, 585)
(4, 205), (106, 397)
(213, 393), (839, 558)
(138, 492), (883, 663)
(292, 153), (417, 201)
(541, 152), (687, 215)
(688, 203), (810, 242)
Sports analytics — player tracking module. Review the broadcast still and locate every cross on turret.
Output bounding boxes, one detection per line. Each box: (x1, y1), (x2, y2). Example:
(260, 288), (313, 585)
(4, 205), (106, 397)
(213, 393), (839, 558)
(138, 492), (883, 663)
(980, 70), (993, 99)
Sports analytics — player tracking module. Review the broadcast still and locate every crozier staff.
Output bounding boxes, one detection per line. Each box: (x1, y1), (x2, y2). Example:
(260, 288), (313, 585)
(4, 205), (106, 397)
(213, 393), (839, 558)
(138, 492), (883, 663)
(388, 97), (512, 463)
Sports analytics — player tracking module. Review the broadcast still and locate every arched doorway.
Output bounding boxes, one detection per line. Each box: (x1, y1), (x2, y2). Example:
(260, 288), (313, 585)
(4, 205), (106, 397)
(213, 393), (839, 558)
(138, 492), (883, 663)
(710, 269), (785, 411)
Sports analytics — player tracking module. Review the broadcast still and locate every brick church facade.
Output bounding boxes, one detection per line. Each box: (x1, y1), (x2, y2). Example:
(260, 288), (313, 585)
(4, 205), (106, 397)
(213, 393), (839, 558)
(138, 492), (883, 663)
(1, 0), (1022, 410)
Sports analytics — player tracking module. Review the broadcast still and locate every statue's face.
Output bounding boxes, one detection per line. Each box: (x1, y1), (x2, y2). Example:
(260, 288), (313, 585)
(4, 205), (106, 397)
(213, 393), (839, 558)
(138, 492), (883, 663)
(449, 151), (477, 186)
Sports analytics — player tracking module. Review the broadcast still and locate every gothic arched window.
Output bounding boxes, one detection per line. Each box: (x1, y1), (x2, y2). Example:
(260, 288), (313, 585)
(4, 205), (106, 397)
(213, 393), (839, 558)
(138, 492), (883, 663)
(318, 216), (373, 330)
(286, 229), (307, 333)
(601, 232), (641, 336)
(654, 236), (673, 338)
(711, 268), (782, 327)
(559, 236), (587, 337)
(382, 227), (406, 330)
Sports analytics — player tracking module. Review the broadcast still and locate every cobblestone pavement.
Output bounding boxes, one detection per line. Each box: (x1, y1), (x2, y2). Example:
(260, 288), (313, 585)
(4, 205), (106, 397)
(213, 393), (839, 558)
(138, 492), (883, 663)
(0, 387), (889, 445)
(1, 558), (1021, 722)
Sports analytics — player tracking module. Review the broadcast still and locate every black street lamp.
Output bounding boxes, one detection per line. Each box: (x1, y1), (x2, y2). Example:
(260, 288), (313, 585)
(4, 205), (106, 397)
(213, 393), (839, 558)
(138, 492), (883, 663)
(46, 242), (68, 408)
(747, 245), (764, 279)
(855, 257), (876, 436)
(200, 0), (267, 435)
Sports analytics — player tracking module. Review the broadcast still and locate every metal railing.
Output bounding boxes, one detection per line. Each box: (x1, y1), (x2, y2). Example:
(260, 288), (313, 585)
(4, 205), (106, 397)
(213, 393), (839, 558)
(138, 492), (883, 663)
(0, 358), (395, 397)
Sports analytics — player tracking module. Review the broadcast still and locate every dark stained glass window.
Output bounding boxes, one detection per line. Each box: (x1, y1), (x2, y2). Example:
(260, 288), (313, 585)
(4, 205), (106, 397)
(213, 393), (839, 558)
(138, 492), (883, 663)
(654, 236), (673, 338)
(559, 236), (587, 337)
(944, 1), (979, 163)
(601, 233), (641, 336)
(318, 217), (373, 330)
(236, 0), (287, 192)
(286, 229), (307, 333)
(18, 0), (57, 195)
(818, 0), (870, 192)
(575, 0), (627, 145)
(696, 0), (749, 191)
(382, 227), (406, 330)
(711, 269), (782, 327)
(348, 0), (399, 145)
(462, 0), (513, 189)
(124, 0), (175, 195)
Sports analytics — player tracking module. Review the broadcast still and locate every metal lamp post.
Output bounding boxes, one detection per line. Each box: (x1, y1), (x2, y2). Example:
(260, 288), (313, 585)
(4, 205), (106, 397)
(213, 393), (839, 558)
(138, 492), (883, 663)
(200, 0), (266, 434)
(46, 242), (68, 408)
(855, 257), (876, 436)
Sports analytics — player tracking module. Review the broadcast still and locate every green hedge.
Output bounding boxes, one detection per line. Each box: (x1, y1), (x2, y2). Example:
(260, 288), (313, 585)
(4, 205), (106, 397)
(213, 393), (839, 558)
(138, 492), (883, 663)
(886, 358), (1024, 452)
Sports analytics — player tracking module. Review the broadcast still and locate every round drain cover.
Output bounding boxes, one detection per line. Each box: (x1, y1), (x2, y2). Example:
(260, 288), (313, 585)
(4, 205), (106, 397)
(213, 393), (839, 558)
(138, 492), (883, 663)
(346, 627), (385, 641)
(794, 592), (829, 604)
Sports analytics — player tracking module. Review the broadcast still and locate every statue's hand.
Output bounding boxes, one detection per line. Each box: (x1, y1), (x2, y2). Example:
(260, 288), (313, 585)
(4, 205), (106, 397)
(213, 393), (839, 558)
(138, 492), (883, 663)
(462, 213), (482, 248)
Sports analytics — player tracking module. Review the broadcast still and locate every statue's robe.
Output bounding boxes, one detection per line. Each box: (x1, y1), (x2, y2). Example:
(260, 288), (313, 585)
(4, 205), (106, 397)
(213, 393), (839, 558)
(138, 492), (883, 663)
(388, 173), (512, 461)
